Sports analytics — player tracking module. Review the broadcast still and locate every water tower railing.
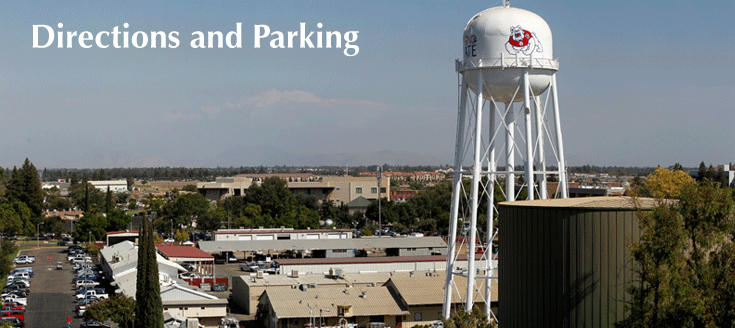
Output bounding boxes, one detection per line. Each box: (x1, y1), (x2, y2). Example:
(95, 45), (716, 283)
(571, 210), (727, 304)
(458, 57), (559, 72)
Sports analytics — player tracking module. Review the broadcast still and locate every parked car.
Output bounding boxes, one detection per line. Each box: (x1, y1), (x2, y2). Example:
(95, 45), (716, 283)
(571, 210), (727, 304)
(9, 268), (33, 278)
(76, 290), (108, 301)
(75, 280), (100, 288)
(182, 263), (195, 271)
(178, 272), (199, 280)
(1, 291), (27, 299)
(0, 309), (25, 321)
(56, 262), (63, 270)
(12, 255), (35, 265)
(0, 316), (24, 328)
(79, 320), (110, 328)
(2, 302), (24, 311)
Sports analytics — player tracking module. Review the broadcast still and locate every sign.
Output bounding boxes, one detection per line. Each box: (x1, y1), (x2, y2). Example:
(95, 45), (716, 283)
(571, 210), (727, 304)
(213, 284), (227, 292)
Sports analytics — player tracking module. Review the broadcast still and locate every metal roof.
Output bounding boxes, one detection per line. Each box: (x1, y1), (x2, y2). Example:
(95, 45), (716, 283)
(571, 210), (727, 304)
(387, 273), (497, 306)
(499, 196), (660, 210)
(275, 255), (450, 266)
(235, 272), (396, 287)
(198, 236), (447, 253)
(263, 287), (409, 319)
(157, 245), (214, 259)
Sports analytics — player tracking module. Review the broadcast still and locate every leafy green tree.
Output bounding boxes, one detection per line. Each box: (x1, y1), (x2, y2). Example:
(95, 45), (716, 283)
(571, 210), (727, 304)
(181, 184), (198, 192)
(618, 181), (735, 327)
(73, 213), (108, 243)
(69, 182), (105, 213)
(135, 218), (163, 328)
(197, 214), (222, 232)
(244, 177), (296, 219)
(279, 205), (319, 229)
(84, 294), (136, 328)
(163, 192), (209, 229)
(107, 209), (132, 232)
(174, 229), (189, 242)
(0, 201), (32, 236)
(0, 240), (18, 278)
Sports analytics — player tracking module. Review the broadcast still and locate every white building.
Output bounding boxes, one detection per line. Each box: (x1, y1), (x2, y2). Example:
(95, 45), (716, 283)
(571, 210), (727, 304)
(213, 228), (352, 241)
(89, 179), (128, 193)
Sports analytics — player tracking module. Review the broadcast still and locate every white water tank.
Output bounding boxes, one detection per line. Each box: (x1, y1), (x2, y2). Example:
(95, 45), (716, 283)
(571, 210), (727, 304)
(461, 5), (558, 102)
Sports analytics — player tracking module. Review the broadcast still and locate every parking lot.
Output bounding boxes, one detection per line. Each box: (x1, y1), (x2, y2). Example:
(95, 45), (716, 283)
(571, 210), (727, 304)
(14, 246), (92, 328)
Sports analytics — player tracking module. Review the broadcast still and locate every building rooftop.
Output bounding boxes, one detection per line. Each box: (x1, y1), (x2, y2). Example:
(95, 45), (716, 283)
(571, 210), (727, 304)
(157, 245), (214, 259)
(197, 237), (447, 253)
(262, 286), (409, 319)
(275, 255), (450, 266)
(387, 273), (497, 306)
(236, 272), (398, 287)
(499, 196), (659, 210)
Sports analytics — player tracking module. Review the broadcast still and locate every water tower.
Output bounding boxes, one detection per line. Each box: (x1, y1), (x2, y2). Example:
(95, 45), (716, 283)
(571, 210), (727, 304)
(443, 1), (568, 321)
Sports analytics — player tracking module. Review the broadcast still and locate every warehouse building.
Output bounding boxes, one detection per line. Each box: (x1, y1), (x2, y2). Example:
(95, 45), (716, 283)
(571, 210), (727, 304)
(198, 236), (447, 259)
(232, 272), (395, 315)
(213, 228), (352, 241)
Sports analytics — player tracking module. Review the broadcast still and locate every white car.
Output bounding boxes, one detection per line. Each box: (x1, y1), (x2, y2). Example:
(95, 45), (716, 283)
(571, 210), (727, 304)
(178, 272), (200, 280)
(75, 280), (100, 288)
(12, 255), (35, 264)
(1, 296), (27, 305)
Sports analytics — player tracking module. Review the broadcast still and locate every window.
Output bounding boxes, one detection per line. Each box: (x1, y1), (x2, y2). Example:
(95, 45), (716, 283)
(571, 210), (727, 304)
(371, 187), (377, 193)
(356, 188), (362, 194)
(414, 312), (422, 321)
(381, 187), (386, 193)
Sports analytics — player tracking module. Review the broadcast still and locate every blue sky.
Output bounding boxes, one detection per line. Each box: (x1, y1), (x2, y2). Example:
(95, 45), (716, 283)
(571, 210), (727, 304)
(1, 1), (733, 168)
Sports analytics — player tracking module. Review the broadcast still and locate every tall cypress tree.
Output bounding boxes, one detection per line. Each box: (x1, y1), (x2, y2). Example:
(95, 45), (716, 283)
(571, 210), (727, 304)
(135, 218), (163, 327)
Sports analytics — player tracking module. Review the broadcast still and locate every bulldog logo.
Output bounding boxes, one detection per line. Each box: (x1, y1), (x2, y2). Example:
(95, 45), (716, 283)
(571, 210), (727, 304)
(505, 25), (542, 56)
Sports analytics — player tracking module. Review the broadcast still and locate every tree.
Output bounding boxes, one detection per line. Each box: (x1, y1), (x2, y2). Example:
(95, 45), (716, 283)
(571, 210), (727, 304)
(644, 167), (694, 199)
(618, 181), (735, 327)
(174, 229), (189, 242)
(73, 213), (108, 243)
(163, 192), (209, 229)
(84, 294), (136, 328)
(196, 214), (222, 232)
(135, 218), (163, 328)
(6, 159), (44, 217)
(181, 184), (198, 192)
(0, 201), (32, 236)
(107, 209), (132, 232)
(441, 307), (495, 328)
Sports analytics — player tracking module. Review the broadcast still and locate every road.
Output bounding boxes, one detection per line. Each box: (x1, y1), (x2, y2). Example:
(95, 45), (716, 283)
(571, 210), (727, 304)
(15, 247), (87, 328)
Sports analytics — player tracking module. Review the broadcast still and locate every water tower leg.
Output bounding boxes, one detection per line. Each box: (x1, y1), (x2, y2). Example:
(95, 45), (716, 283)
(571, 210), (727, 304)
(534, 95), (547, 199)
(465, 71), (484, 312)
(523, 70), (534, 200)
(550, 73), (568, 198)
(505, 103), (515, 201)
(443, 75), (469, 319)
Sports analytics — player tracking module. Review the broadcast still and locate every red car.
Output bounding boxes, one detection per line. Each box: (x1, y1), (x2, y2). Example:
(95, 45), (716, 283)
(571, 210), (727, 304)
(2, 303), (24, 311)
(0, 309), (25, 321)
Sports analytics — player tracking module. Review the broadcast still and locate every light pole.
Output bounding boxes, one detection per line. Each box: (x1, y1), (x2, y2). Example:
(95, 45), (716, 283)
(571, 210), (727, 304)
(170, 219), (173, 241)
(36, 222), (44, 249)
(377, 167), (382, 237)
(88, 231), (91, 244)
(319, 308), (330, 328)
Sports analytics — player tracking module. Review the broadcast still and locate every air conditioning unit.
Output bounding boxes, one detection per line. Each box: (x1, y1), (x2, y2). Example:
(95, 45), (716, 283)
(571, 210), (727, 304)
(291, 270), (299, 278)
(256, 271), (264, 279)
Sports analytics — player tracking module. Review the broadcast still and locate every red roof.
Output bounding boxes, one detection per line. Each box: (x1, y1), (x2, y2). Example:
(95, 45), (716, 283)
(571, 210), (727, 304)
(107, 231), (139, 235)
(156, 245), (214, 259)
